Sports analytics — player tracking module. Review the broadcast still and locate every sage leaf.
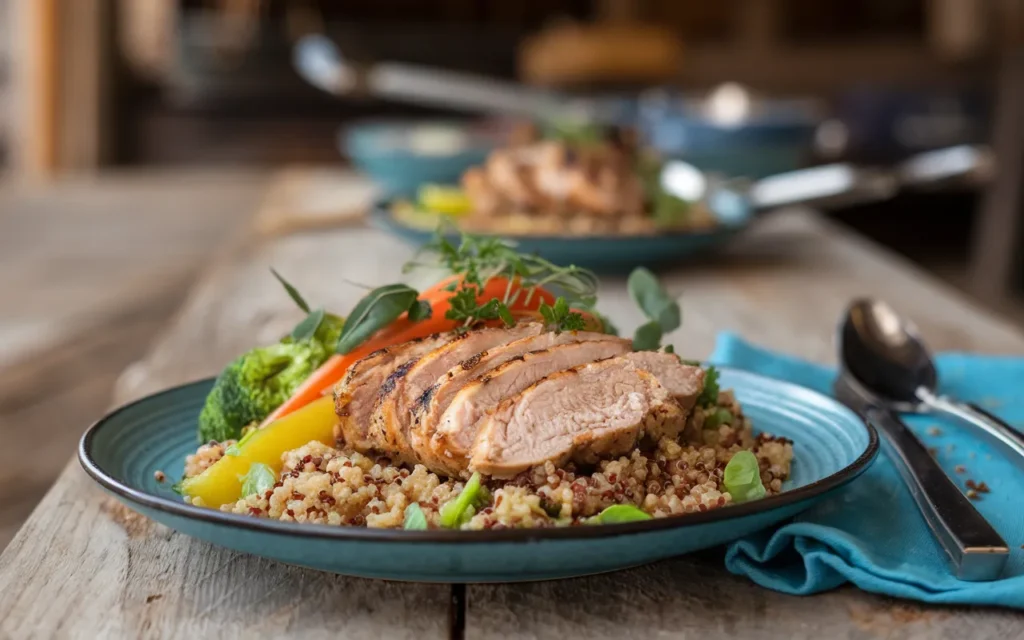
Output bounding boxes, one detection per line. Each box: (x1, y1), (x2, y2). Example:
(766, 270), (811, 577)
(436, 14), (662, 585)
(632, 320), (663, 351)
(271, 268), (311, 313)
(627, 267), (680, 332)
(407, 299), (433, 322)
(290, 307), (325, 342)
(336, 284), (420, 354)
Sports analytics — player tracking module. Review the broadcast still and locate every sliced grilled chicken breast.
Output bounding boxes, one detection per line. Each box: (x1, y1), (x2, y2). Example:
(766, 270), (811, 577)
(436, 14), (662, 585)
(333, 333), (454, 452)
(410, 330), (626, 471)
(369, 323), (544, 463)
(623, 351), (705, 410)
(469, 358), (685, 477)
(431, 339), (633, 475)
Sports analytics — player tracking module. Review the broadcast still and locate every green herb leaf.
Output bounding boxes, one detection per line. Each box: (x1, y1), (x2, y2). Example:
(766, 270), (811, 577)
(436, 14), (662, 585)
(538, 297), (586, 332)
(336, 284), (420, 354)
(496, 302), (515, 327)
(224, 427), (258, 457)
(704, 407), (735, 430)
(723, 451), (766, 503)
(239, 462), (277, 498)
(170, 479), (186, 496)
(632, 320), (663, 351)
(440, 472), (483, 529)
(697, 365), (720, 407)
(290, 307), (326, 342)
(271, 268), (311, 313)
(584, 504), (652, 525)
(403, 503), (429, 530)
(627, 267), (680, 332)
(407, 299), (433, 322)
(663, 344), (675, 354)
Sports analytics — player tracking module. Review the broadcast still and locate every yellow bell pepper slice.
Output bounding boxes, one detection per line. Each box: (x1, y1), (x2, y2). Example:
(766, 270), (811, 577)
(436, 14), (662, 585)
(418, 184), (472, 216)
(181, 395), (338, 508)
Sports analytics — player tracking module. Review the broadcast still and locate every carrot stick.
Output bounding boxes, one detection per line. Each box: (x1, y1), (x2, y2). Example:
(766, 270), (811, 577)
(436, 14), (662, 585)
(261, 276), (556, 424)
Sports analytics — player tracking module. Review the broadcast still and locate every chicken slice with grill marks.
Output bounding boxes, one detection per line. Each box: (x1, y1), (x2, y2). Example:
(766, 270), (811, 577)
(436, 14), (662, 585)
(469, 357), (686, 478)
(409, 330), (627, 473)
(430, 339), (633, 476)
(368, 323), (545, 464)
(333, 333), (454, 452)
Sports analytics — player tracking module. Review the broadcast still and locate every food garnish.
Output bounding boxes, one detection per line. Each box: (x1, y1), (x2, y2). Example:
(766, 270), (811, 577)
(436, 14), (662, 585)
(723, 451), (766, 503)
(696, 365), (721, 408)
(181, 395), (337, 507)
(240, 462), (276, 498)
(439, 472), (485, 529)
(627, 266), (681, 351)
(403, 503), (429, 530)
(584, 504), (653, 524)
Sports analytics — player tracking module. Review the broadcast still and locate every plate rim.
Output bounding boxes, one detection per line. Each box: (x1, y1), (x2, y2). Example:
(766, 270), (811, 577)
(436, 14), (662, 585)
(79, 367), (878, 545)
(370, 198), (749, 243)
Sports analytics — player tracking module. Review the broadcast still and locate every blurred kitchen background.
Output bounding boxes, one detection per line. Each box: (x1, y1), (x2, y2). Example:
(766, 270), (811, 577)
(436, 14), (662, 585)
(0, 0), (1022, 546)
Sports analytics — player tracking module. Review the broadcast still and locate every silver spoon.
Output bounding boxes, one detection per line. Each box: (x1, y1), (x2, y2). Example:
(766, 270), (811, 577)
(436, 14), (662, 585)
(840, 297), (1024, 463)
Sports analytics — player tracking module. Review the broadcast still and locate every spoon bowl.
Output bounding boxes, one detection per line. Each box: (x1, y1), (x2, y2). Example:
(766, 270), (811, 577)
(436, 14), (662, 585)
(840, 297), (1024, 463)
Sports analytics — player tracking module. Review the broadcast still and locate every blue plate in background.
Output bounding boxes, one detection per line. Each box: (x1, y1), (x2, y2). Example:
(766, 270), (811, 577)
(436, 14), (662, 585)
(79, 368), (877, 583)
(370, 187), (756, 273)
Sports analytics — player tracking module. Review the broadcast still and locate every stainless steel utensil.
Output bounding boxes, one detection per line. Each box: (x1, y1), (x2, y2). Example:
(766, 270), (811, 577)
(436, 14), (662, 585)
(833, 373), (1009, 581)
(840, 298), (1024, 463)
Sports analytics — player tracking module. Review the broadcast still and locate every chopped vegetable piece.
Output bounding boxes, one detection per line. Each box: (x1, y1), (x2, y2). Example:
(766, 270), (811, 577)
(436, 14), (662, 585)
(440, 472), (483, 529)
(181, 395), (338, 508)
(703, 407), (735, 430)
(240, 462), (276, 498)
(697, 365), (720, 408)
(723, 450), (766, 503)
(197, 330), (339, 443)
(418, 184), (473, 216)
(403, 503), (429, 530)
(585, 504), (652, 524)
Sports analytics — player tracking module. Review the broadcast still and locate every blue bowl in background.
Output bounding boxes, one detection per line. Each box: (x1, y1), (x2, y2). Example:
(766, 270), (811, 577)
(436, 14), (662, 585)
(635, 90), (822, 179)
(342, 120), (503, 193)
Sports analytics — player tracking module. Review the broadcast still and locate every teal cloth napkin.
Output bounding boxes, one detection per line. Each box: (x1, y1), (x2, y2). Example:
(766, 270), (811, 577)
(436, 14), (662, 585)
(710, 333), (1024, 608)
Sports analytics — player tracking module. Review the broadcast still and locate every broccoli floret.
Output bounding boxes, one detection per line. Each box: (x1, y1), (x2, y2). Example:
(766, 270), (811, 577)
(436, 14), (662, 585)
(197, 313), (344, 443)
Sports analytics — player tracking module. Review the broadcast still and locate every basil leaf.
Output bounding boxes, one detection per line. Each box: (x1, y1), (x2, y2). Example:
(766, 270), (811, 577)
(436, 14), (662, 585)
(627, 267), (680, 332)
(240, 462), (277, 498)
(290, 307), (326, 342)
(440, 472), (483, 529)
(723, 451), (766, 503)
(407, 299), (433, 322)
(632, 320), (663, 351)
(271, 268), (311, 313)
(403, 503), (429, 530)
(336, 284), (420, 354)
(585, 504), (652, 525)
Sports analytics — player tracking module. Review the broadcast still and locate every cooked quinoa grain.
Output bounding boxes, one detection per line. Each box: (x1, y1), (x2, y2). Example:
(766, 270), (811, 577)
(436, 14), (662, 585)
(214, 398), (794, 529)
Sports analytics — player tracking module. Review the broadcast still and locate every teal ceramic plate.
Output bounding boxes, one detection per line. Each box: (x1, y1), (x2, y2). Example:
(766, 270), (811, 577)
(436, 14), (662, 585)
(80, 368), (877, 583)
(370, 191), (755, 274)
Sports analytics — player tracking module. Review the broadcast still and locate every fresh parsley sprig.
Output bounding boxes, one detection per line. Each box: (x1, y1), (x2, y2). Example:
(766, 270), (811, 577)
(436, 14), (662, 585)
(539, 298), (587, 332)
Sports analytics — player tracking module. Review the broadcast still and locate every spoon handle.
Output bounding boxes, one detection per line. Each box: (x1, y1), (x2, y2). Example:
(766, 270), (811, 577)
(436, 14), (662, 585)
(864, 406), (1009, 581)
(919, 390), (1024, 462)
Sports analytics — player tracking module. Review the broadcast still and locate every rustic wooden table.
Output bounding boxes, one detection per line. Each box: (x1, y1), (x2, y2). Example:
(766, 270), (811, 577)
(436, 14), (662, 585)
(2, 171), (1023, 639)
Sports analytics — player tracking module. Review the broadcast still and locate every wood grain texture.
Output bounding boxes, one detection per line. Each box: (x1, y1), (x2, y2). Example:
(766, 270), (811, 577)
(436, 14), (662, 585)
(2, 176), (1023, 638)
